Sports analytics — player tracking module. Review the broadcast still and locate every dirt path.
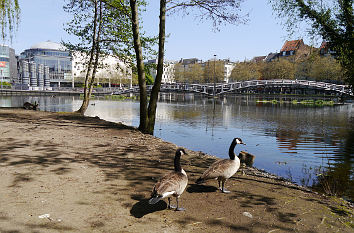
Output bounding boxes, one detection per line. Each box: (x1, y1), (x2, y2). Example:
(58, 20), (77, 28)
(0, 109), (352, 233)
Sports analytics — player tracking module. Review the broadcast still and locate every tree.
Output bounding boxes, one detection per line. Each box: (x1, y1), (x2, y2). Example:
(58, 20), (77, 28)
(269, 0), (354, 87)
(262, 59), (295, 80)
(64, 0), (104, 114)
(309, 55), (344, 82)
(230, 62), (261, 81)
(188, 63), (203, 83)
(174, 63), (185, 82)
(203, 60), (225, 83)
(129, 0), (247, 134)
(0, 0), (20, 41)
(64, 0), (155, 114)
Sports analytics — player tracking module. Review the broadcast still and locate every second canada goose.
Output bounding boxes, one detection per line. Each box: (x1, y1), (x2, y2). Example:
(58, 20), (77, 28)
(149, 148), (188, 211)
(196, 138), (245, 193)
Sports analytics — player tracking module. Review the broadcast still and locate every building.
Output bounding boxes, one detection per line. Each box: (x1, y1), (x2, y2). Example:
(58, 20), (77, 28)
(250, 56), (266, 63)
(222, 59), (236, 83)
(279, 39), (311, 60)
(72, 52), (132, 88)
(0, 44), (18, 84)
(19, 41), (72, 88)
(319, 41), (337, 57)
(264, 52), (279, 62)
(145, 59), (176, 84)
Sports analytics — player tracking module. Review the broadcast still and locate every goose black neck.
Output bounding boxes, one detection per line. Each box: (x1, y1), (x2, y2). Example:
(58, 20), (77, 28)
(174, 154), (182, 172)
(229, 140), (237, 160)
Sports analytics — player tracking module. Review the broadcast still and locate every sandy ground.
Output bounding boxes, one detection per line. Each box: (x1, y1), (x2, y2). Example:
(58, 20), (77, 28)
(0, 108), (353, 233)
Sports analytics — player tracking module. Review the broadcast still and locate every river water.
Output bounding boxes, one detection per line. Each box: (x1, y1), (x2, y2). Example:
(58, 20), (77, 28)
(1, 93), (353, 198)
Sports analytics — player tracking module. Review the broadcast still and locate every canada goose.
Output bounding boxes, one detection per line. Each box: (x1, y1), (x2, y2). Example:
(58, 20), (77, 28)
(196, 138), (245, 193)
(149, 148), (188, 211)
(23, 101), (39, 110)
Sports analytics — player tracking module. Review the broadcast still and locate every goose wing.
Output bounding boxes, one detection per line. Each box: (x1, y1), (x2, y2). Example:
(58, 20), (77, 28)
(200, 159), (235, 179)
(152, 171), (188, 197)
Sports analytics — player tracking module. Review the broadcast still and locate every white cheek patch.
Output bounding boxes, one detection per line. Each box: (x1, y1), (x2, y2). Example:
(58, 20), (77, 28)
(236, 139), (242, 144)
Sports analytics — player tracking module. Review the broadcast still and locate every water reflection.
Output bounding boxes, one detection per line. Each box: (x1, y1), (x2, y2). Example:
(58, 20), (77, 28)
(1, 93), (353, 198)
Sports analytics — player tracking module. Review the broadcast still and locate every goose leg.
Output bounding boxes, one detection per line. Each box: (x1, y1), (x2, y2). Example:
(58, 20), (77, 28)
(218, 180), (221, 190)
(221, 180), (231, 193)
(168, 197), (176, 209)
(175, 197), (185, 211)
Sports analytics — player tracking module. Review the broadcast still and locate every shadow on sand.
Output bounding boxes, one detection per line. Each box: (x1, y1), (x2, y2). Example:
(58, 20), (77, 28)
(187, 184), (218, 193)
(130, 199), (167, 218)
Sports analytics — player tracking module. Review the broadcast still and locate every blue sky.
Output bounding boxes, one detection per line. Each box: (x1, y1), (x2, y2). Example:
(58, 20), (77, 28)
(8, 0), (312, 62)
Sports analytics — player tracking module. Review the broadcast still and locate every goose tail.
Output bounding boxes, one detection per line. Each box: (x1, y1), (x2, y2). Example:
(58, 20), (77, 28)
(148, 195), (163, 205)
(196, 177), (205, 184)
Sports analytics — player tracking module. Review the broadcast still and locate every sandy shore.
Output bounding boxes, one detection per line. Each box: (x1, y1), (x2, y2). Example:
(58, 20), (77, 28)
(0, 108), (352, 233)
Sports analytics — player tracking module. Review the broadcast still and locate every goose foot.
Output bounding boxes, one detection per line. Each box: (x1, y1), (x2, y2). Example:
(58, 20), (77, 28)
(167, 198), (176, 209)
(222, 189), (231, 193)
(175, 207), (185, 211)
(221, 181), (231, 193)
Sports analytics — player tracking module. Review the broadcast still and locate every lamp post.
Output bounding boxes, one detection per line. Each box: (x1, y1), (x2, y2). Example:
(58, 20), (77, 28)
(0, 70), (3, 89)
(213, 54), (216, 97)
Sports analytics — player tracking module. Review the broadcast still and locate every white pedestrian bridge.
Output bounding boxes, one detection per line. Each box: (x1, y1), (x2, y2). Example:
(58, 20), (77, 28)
(155, 79), (353, 96)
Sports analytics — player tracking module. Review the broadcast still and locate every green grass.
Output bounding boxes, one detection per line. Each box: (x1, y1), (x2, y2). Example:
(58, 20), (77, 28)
(256, 99), (335, 106)
(104, 95), (137, 100)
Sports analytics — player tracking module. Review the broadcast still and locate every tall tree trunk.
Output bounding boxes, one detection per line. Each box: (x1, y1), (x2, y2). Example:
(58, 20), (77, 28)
(77, 0), (99, 114)
(87, 0), (103, 100)
(130, 0), (148, 132)
(146, 0), (166, 134)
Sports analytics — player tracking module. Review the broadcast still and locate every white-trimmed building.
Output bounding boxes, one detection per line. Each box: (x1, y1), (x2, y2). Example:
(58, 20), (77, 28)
(72, 52), (132, 88)
(145, 59), (176, 84)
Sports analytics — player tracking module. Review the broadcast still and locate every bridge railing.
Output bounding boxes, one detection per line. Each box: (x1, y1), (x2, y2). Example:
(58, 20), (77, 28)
(142, 80), (353, 96)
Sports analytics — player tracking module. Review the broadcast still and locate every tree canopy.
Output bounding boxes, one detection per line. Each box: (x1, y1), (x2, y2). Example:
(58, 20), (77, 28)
(269, 0), (353, 87)
(0, 0), (20, 41)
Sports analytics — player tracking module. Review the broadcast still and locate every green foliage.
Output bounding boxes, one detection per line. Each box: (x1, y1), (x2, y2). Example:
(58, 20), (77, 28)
(230, 62), (262, 81)
(262, 59), (295, 80)
(203, 60), (224, 83)
(269, 0), (354, 87)
(0, 0), (20, 41)
(105, 94), (137, 100)
(256, 99), (334, 106)
(0, 81), (11, 86)
(230, 54), (345, 82)
(145, 72), (154, 85)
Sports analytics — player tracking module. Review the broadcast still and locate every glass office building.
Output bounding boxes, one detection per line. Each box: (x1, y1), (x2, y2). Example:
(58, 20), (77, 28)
(0, 45), (17, 83)
(19, 41), (72, 87)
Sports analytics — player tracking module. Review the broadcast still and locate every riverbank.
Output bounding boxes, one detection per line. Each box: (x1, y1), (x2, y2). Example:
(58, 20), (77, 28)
(0, 108), (352, 232)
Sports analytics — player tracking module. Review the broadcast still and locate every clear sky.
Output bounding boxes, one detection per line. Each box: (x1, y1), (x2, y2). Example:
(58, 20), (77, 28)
(8, 0), (313, 62)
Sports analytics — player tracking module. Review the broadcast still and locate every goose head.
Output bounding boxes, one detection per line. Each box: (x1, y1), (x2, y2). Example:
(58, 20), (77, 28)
(176, 148), (187, 157)
(234, 137), (245, 145)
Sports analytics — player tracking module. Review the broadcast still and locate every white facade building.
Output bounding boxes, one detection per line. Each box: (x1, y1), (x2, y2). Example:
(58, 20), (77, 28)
(145, 59), (176, 84)
(223, 61), (236, 83)
(72, 52), (132, 87)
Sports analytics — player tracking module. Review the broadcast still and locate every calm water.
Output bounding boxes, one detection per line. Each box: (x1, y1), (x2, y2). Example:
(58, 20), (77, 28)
(1, 94), (353, 195)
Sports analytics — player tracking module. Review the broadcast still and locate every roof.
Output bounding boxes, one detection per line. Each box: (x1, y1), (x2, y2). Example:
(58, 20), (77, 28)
(251, 56), (266, 63)
(30, 41), (66, 51)
(264, 53), (278, 62)
(280, 39), (304, 52)
(320, 41), (328, 49)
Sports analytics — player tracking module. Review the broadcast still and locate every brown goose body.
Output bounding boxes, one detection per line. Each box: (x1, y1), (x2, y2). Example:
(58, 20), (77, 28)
(198, 158), (240, 182)
(150, 169), (188, 199)
(196, 138), (245, 193)
(149, 148), (188, 211)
